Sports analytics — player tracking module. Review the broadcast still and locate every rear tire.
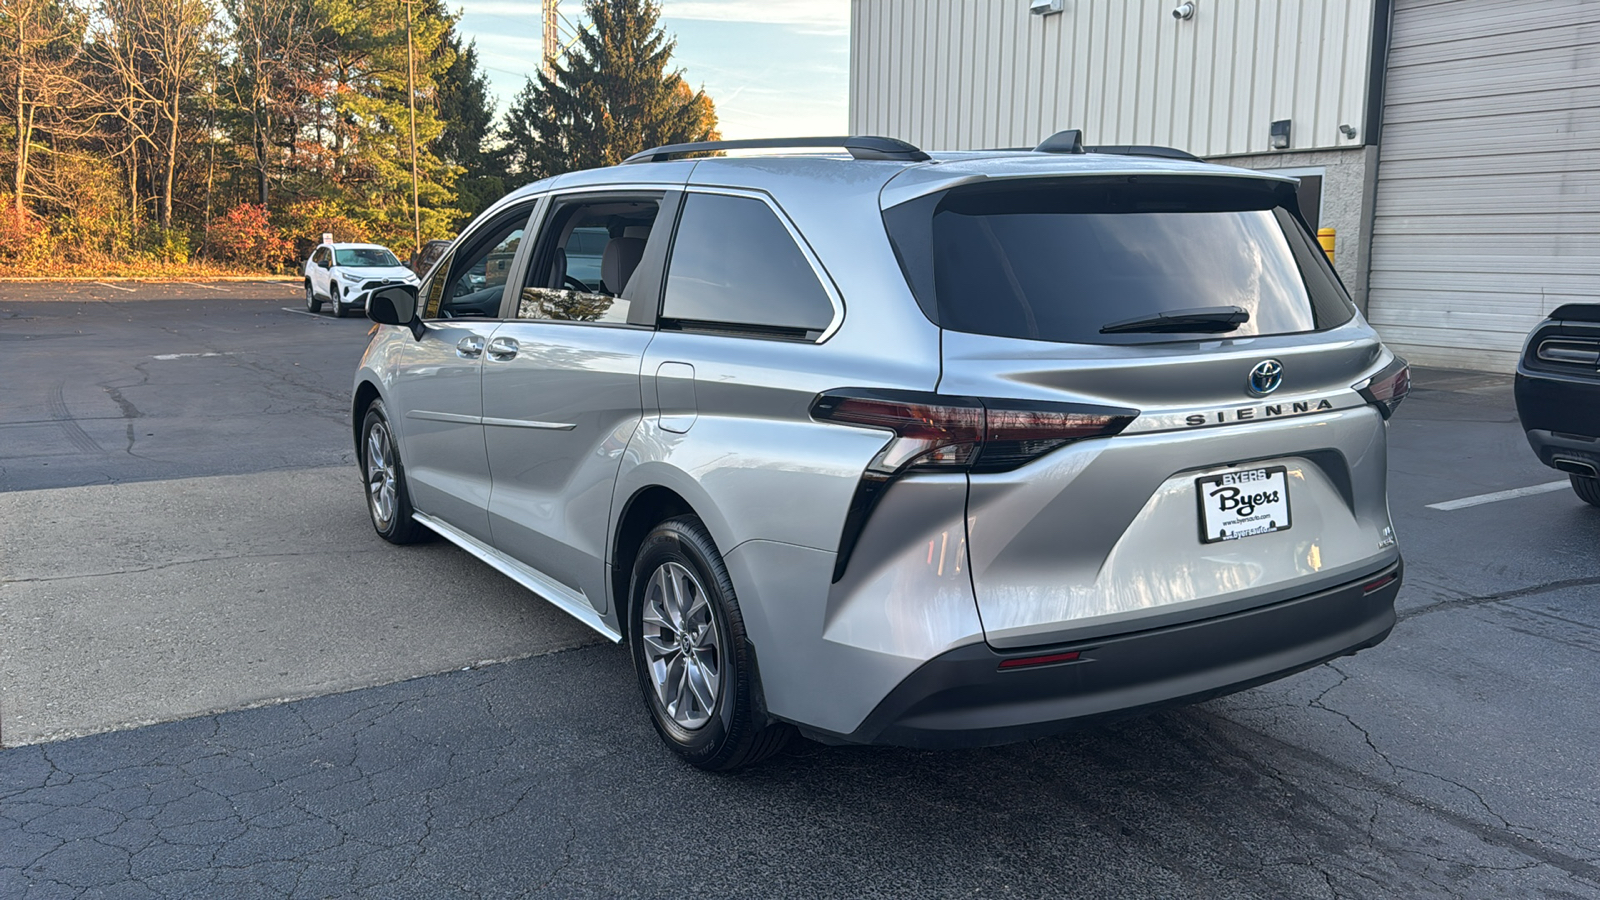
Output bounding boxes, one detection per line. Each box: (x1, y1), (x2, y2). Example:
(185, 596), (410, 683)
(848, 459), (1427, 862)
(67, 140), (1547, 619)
(360, 399), (426, 544)
(628, 516), (793, 771)
(304, 280), (321, 313)
(1571, 474), (1600, 507)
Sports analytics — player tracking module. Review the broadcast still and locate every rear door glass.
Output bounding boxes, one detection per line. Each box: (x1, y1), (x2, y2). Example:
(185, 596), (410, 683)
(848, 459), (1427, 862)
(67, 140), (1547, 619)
(886, 177), (1353, 345)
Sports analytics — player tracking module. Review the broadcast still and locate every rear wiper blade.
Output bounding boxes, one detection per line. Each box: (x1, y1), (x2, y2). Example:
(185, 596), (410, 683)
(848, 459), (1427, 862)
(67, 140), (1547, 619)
(1099, 306), (1250, 334)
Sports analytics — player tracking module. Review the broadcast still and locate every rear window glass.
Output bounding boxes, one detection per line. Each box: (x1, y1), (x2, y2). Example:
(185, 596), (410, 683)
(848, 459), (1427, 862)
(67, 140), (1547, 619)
(884, 177), (1354, 345)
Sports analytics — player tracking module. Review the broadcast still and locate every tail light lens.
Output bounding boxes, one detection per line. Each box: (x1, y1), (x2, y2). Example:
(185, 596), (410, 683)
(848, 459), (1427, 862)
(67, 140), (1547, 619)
(812, 389), (1137, 580)
(1355, 356), (1410, 420)
(811, 390), (1136, 475)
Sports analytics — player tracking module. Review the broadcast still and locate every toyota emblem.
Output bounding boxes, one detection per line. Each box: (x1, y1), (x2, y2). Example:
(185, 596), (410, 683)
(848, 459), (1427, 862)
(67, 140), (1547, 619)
(1248, 359), (1284, 396)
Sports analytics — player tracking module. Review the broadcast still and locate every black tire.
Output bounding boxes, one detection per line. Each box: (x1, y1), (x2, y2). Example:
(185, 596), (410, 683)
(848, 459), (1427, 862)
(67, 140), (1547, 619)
(333, 291), (351, 318)
(628, 516), (793, 771)
(305, 280), (322, 313)
(359, 399), (426, 544)
(1572, 474), (1600, 507)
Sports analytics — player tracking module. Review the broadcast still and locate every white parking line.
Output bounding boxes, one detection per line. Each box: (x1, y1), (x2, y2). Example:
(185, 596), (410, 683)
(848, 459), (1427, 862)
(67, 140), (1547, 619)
(280, 307), (330, 319)
(182, 282), (229, 292)
(151, 352), (229, 361)
(92, 282), (137, 292)
(1426, 480), (1571, 511)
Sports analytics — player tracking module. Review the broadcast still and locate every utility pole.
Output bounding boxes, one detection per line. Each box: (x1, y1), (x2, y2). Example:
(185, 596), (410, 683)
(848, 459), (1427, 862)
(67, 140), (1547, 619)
(404, 0), (419, 254)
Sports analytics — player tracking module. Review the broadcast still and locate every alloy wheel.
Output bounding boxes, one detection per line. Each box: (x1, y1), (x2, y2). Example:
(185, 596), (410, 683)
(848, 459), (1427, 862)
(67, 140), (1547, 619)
(365, 420), (398, 529)
(639, 561), (722, 730)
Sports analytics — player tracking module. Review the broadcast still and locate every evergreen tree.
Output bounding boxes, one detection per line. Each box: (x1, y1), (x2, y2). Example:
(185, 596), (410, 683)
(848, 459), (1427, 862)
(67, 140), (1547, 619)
(433, 32), (498, 222)
(309, 0), (461, 250)
(501, 0), (717, 184)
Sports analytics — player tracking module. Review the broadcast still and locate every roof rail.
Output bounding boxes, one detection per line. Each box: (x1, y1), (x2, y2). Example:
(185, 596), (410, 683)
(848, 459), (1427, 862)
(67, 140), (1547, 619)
(1085, 144), (1203, 162)
(621, 135), (930, 165)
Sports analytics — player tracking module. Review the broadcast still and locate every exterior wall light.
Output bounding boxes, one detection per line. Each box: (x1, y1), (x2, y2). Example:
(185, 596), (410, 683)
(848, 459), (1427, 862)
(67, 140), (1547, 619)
(1030, 0), (1065, 16)
(1270, 119), (1291, 150)
(1340, 124), (1359, 139)
(1172, 2), (1196, 20)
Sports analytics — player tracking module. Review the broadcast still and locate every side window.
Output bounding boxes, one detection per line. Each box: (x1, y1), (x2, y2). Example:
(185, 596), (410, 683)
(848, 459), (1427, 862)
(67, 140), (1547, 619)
(313, 247), (329, 267)
(517, 196), (660, 324)
(660, 193), (835, 338)
(422, 207), (531, 319)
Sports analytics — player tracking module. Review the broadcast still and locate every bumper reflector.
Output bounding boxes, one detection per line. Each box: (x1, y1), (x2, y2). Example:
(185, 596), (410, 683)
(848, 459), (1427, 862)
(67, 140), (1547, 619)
(997, 650), (1081, 671)
(1362, 573), (1398, 594)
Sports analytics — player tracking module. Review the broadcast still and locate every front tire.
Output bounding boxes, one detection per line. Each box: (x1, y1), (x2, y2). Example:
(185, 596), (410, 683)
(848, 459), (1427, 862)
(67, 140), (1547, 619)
(628, 516), (793, 771)
(305, 280), (322, 313)
(1572, 473), (1600, 507)
(360, 399), (425, 544)
(333, 290), (351, 318)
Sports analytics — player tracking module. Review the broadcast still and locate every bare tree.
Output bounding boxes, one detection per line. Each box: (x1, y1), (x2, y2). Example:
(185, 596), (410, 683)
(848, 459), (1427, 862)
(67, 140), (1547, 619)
(224, 0), (317, 207)
(96, 0), (213, 230)
(0, 0), (91, 214)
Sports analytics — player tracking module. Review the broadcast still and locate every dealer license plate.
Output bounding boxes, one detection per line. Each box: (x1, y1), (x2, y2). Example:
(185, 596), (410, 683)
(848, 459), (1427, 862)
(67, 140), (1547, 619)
(1197, 466), (1292, 543)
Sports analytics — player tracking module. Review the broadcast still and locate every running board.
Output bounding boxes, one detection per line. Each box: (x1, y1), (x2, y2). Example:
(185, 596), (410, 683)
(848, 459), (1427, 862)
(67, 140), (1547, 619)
(413, 512), (622, 643)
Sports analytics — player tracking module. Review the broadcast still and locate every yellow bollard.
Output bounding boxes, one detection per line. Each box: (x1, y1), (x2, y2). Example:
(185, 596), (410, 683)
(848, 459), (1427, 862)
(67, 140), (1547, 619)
(1317, 227), (1336, 264)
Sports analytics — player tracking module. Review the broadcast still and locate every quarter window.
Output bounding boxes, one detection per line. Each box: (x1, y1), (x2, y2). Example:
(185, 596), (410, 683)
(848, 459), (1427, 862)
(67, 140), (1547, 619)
(661, 193), (834, 338)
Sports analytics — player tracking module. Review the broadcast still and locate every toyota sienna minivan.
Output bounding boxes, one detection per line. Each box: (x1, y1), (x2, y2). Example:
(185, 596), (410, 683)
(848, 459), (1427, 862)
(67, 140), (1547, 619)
(353, 132), (1408, 770)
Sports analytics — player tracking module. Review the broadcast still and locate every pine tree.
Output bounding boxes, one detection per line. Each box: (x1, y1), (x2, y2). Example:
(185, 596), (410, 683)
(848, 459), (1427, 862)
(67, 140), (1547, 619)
(501, 0), (717, 184)
(434, 33), (498, 221)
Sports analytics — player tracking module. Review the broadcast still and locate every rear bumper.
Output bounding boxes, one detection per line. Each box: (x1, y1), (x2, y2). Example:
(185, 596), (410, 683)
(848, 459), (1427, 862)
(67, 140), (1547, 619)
(1525, 429), (1600, 475)
(1516, 371), (1600, 472)
(1516, 371), (1600, 442)
(806, 559), (1401, 749)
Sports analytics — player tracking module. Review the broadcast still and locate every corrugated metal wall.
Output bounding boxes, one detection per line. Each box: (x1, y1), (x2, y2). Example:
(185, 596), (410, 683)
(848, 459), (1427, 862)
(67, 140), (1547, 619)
(849, 0), (1375, 157)
(1366, 0), (1600, 371)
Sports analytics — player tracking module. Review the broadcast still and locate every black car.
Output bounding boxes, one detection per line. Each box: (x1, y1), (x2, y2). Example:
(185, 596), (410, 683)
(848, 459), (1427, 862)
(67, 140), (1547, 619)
(409, 239), (451, 275)
(1514, 303), (1600, 506)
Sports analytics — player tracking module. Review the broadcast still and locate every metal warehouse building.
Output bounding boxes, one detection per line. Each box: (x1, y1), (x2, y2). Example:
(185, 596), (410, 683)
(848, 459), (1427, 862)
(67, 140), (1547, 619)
(849, 0), (1600, 372)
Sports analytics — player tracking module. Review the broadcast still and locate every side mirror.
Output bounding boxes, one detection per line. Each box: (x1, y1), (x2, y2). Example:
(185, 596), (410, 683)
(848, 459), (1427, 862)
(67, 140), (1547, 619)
(367, 284), (425, 339)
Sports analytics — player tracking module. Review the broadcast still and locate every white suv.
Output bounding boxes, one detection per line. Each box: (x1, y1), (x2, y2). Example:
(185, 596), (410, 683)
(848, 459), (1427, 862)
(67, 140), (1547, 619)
(304, 242), (418, 318)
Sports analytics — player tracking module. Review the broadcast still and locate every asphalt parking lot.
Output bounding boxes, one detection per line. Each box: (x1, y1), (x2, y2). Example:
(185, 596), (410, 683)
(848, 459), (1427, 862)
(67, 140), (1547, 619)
(2, 283), (1599, 898)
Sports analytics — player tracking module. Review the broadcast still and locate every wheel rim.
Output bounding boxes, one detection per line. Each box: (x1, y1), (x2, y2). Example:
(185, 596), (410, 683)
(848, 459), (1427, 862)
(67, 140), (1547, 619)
(640, 561), (721, 730)
(365, 420), (398, 529)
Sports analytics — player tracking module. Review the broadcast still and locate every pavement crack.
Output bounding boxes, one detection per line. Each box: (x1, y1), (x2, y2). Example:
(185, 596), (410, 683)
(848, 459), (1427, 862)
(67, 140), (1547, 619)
(1398, 575), (1600, 621)
(0, 549), (392, 586)
(1308, 663), (1397, 778)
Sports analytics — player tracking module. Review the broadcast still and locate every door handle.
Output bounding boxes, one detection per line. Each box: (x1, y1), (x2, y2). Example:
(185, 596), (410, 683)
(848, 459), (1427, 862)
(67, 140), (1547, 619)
(486, 336), (520, 361)
(456, 335), (485, 359)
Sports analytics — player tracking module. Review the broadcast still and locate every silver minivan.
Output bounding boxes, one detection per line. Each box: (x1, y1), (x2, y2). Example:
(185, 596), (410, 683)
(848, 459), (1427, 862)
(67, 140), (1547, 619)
(354, 134), (1408, 770)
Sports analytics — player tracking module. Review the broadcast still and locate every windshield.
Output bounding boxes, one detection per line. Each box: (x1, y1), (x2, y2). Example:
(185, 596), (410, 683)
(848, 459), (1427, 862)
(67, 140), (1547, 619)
(335, 247), (401, 268)
(884, 177), (1354, 345)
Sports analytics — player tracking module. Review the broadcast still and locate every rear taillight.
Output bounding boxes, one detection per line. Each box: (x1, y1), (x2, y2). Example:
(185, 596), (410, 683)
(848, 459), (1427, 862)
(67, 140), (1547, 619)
(1536, 338), (1600, 366)
(1355, 356), (1410, 420)
(811, 390), (1137, 475)
(812, 389), (1137, 580)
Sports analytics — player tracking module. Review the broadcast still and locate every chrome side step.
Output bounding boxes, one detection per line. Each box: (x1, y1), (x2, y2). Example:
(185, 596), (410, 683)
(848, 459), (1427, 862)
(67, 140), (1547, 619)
(413, 512), (622, 643)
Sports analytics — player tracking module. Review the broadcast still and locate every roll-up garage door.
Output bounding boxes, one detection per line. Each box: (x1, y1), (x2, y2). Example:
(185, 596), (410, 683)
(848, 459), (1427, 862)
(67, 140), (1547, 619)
(1367, 0), (1600, 371)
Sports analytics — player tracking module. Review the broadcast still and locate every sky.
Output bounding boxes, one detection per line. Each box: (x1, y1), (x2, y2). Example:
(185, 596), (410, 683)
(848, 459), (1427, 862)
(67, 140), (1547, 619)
(453, 0), (851, 140)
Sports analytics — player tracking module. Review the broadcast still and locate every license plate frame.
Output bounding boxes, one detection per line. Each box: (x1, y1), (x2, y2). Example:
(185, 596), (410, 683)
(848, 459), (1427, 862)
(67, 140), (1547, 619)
(1196, 466), (1293, 544)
